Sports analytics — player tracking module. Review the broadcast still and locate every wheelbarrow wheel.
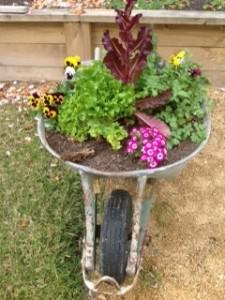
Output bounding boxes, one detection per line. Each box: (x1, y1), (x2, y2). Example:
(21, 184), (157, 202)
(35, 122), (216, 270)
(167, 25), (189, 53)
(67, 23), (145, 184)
(100, 189), (132, 284)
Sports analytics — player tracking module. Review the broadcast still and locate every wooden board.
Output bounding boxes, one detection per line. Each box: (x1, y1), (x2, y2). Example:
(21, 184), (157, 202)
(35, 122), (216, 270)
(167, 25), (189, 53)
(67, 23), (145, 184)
(80, 9), (225, 26)
(157, 47), (225, 71)
(0, 23), (65, 44)
(155, 25), (225, 48)
(92, 41), (225, 72)
(0, 66), (63, 81)
(204, 71), (225, 87)
(64, 22), (92, 59)
(93, 23), (225, 48)
(1, 9), (225, 26)
(0, 43), (65, 67)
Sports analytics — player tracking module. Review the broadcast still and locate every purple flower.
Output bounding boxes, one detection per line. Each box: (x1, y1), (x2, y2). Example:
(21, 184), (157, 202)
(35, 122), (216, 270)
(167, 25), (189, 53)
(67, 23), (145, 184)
(191, 68), (202, 78)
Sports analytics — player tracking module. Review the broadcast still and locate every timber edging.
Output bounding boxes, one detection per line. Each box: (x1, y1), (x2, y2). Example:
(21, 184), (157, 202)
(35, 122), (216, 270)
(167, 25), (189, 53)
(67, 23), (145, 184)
(0, 9), (225, 25)
(0, 9), (225, 86)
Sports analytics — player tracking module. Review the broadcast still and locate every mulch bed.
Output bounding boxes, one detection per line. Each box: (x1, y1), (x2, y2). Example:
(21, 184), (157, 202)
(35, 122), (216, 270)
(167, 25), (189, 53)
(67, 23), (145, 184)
(0, 0), (223, 10)
(46, 131), (198, 172)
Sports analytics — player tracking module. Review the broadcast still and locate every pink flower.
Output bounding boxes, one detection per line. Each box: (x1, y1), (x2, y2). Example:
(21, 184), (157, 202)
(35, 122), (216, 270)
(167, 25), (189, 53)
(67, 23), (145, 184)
(156, 152), (164, 161)
(141, 154), (148, 161)
(143, 132), (150, 138)
(127, 148), (134, 153)
(126, 126), (168, 169)
(149, 160), (158, 169)
(131, 128), (138, 134)
(143, 139), (148, 145)
(131, 143), (138, 150)
(146, 142), (152, 148)
(131, 136), (137, 142)
(147, 149), (154, 156)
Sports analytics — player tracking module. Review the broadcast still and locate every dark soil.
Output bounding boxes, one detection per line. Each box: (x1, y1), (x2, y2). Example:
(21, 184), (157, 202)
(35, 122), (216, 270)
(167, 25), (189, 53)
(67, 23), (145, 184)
(46, 131), (199, 172)
(0, 0), (32, 5)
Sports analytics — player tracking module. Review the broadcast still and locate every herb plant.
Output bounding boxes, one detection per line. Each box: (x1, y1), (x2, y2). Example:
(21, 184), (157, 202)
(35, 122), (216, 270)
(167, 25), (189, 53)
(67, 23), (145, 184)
(136, 51), (209, 149)
(58, 61), (135, 150)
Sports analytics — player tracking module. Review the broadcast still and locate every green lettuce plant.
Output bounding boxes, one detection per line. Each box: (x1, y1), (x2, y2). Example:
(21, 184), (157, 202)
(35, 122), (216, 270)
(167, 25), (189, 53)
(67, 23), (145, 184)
(58, 61), (135, 150)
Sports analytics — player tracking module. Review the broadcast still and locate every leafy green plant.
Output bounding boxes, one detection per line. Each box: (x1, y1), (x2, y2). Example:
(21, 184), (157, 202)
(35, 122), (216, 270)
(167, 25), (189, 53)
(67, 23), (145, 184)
(58, 61), (135, 150)
(136, 52), (209, 149)
(204, 0), (225, 10)
(105, 0), (190, 10)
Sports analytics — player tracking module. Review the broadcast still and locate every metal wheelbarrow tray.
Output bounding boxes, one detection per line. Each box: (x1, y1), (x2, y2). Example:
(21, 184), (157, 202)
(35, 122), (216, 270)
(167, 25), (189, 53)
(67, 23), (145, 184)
(37, 114), (211, 298)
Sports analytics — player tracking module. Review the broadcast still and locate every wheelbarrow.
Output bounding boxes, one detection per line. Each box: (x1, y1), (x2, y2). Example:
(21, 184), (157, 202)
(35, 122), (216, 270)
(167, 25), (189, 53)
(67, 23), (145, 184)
(37, 114), (210, 299)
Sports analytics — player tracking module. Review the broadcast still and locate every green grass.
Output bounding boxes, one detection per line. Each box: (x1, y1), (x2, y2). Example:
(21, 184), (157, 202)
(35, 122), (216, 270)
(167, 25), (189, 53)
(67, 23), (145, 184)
(105, 0), (225, 10)
(0, 104), (85, 300)
(140, 263), (161, 289)
(204, 0), (225, 10)
(105, 0), (190, 10)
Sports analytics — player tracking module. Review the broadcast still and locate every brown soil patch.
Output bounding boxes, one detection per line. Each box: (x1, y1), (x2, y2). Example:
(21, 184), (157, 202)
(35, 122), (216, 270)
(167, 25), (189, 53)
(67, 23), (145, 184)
(46, 132), (198, 172)
(108, 89), (225, 299)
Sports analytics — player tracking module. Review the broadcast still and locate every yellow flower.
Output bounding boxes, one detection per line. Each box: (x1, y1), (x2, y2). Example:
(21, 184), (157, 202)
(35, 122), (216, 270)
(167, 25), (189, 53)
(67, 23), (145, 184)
(43, 94), (54, 106)
(52, 93), (64, 105)
(176, 50), (186, 60)
(43, 106), (58, 119)
(170, 50), (186, 67)
(49, 109), (57, 119)
(28, 93), (42, 110)
(43, 106), (50, 117)
(64, 56), (81, 69)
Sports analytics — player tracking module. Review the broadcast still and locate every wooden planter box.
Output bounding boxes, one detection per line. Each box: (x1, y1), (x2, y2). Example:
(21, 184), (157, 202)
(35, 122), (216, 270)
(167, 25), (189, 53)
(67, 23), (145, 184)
(0, 9), (225, 86)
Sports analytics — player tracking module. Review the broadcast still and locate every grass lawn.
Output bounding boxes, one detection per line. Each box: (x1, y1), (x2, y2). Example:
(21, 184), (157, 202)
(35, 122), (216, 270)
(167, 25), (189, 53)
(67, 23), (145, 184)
(0, 104), (85, 300)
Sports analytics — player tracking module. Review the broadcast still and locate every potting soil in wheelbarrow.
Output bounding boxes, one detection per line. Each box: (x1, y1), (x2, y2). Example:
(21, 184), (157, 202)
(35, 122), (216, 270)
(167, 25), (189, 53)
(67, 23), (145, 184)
(46, 131), (199, 172)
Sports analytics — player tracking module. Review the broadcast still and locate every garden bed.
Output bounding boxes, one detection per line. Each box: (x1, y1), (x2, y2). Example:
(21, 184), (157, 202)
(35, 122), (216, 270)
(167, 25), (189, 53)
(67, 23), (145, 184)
(46, 130), (198, 172)
(0, 9), (225, 86)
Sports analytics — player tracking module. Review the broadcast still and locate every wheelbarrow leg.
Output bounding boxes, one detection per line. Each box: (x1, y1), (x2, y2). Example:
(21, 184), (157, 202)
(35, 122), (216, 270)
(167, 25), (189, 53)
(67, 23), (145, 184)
(80, 171), (96, 271)
(126, 176), (154, 276)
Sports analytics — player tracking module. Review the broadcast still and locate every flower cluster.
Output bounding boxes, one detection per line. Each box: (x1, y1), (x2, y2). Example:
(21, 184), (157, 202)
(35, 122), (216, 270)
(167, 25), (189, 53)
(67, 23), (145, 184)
(170, 50), (186, 67)
(169, 50), (202, 80)
(64, 56), (81, 69)
(126, 127), (168, 169)
(28, 92), (64, 119)
(64, 56), (81, 80)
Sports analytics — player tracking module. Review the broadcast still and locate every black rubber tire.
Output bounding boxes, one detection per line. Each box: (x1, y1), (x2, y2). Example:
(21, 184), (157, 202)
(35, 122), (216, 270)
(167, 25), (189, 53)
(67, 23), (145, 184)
(100, 189), (132, 284)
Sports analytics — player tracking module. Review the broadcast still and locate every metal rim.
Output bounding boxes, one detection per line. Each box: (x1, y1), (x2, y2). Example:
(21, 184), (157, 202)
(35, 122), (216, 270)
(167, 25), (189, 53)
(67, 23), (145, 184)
(37, 114), (211, 178)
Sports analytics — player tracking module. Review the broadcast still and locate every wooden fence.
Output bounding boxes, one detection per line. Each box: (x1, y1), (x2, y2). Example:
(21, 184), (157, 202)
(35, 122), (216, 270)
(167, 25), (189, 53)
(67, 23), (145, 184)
(0, 9), (225, 86)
